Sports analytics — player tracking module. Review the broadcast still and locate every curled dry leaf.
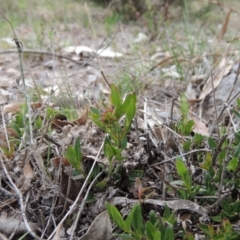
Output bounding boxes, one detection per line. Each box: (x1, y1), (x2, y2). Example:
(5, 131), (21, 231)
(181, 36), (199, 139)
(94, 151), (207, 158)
(51, 118), (74, 130)
(52, 109), (88, 130)
(72, 108), (88, 126)
(3, 102), (24, 114)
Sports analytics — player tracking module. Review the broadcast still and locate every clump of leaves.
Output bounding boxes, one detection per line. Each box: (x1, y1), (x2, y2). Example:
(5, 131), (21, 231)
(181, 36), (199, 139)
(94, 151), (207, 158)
(177, 94), (194, 136)
(90, 83), (136, 175)
(64, 137), (85, 176)
(172, 157), (200, 199)
(106, 203), (174, 240)
(198, 218), (239, 240)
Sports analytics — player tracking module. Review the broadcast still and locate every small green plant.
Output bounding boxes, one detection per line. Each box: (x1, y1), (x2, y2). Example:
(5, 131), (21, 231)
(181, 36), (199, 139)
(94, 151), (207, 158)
(198, 218), (239, 240)
(106, 203), (174, 240)
(90, 83), (136, 175)
(177, 94), (194, 136)
(64, 137), (85, 176)
(173, 157), (200, 199)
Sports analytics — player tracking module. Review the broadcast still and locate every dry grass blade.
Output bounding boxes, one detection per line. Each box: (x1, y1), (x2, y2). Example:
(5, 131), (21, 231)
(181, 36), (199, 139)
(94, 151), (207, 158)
(217, 9), (232, 41)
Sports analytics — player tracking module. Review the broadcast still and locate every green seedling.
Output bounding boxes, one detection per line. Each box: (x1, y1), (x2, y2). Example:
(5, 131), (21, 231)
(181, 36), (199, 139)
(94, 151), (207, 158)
(106, 203), (174, 240)
(90, 83), (136, 175)
(177, 94), (194, 136)
(64, 137), (85, 176)
(211, 199), (240, 223)
(174, 157), (200, 199)
(198, 218), (239, 240)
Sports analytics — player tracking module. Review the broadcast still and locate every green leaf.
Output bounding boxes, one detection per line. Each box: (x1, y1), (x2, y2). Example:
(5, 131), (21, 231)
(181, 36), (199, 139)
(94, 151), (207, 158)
(64, 138), (83, 173)
(149, 210), (157, 226)
(163, 226), (174, 240)
(184, 120), (194, 135)
(110, 84), (122, 108)
(222, 218), (232, 233)
(113, 233), (135, 239)
(198, 223), (210, 235)
(131, 204), (144, 234)
(180, 94), (189, 121)
(106, 203), (126, 230)
(227, 157), (238, 172)
(74, 137), (82, 163)
(128, 170), (144, 181)
(199, 152), (212, 170)
(123, 95), (136, 135)
(90, 106), (101, 115)
(125, 206), (135, 232)
(208, 137), (217, 149)
(145, 221), (155, 239)
(176, 157), (187, 180)
(115, 93), (136, 119)
(233, 144), (240, 158)
(153, 231), (161, 240)
(35, 116), (43, 129)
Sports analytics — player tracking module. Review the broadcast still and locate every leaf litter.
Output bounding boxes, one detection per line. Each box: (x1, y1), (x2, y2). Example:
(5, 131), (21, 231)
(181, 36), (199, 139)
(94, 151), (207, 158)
(1, 1), (240, 240)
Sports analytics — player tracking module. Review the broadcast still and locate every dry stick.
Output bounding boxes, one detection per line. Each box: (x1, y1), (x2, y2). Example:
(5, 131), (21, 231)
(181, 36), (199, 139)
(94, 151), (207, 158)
(47, 140), (104, 240)
(150, 148), (211, 167)
(70, 171), (103, 240)
(218, 139), (232, 199)
(210, 70), (220, 139)
(101, 70), (111, 88)
(0, 49), (93, 66)
(1, 108), (10, 150)
(0, 11), (34, 145)
(212, 133), (228, 166)
(0, 153), (42, 240)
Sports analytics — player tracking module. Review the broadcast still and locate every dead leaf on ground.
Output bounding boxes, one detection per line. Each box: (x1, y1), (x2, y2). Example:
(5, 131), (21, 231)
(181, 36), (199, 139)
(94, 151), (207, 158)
(198, 58), (232, 101)
(2, 102), (42, 114)
(52, 156), (71, 168)
(0, 217), (38, 235)
(73, 108), (88, 126)
(110, 197), (208, 215)
(217, 9), (232, 41)
(191, 116), (209, 137)
(79, 210), (112, 240)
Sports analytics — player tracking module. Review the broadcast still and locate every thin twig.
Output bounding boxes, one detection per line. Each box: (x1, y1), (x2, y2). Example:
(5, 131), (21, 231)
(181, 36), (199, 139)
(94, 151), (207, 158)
(0, 152), (42, 239)
(212, 133), (228, 166)
(70, 171), (103, 240)
(47, 140), (104, 240)
(0, 49), (94, 66)
(101, 71), (111, 88)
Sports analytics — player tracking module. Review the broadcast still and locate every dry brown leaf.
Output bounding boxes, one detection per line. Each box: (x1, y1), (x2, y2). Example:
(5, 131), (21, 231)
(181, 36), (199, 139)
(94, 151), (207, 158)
(51, 118), (74, 130)
(79, 211), (112, 240)
(3, 102), (24, 114)
(134, 177), (143, 199)
(52, 156), (71, 167)
(198, 58), (232, 100)
(217, 9), (232, 41)
(3, 102), (42, 114)
(73, 108), (88, 126)
(23, 163), (34, 180)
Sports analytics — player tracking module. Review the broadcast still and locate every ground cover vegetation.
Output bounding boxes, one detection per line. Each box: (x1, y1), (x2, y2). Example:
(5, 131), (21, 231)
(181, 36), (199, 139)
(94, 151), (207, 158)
(1, 0), (240, 239)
